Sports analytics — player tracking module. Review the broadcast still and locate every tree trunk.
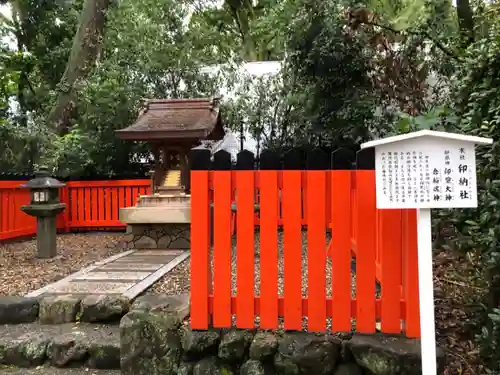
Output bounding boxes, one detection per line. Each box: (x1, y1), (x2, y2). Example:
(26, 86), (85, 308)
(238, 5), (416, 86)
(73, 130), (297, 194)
(226, 0), (258, 61)
(11, 2), (28, 128)
(47, 0), (111, 134)
(456, 0), (475, 47)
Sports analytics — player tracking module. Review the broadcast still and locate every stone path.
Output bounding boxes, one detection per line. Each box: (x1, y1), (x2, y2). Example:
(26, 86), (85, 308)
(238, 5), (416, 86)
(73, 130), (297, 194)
(25, 249), (190, 300)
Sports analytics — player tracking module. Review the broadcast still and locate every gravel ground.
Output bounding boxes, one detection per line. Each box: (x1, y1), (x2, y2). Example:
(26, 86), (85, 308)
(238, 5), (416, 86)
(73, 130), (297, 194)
(148, 231), (355, 297)
(146, 231), (356, 297)
(147, 231), (358, 331)
(0, 232), (124, 296)
(147, 256), (191, 295)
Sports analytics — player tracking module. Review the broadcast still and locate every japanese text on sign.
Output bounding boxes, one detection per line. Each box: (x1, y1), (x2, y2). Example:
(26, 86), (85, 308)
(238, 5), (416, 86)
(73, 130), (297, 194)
(375, 142), (477, 209)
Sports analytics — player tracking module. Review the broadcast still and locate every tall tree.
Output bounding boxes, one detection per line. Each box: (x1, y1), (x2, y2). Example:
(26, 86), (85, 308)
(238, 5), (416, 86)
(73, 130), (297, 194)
(187, 0), (291, 61)
(456, 0), (474, 46)
(47, 0), (111, 134)
(0, 0), (80, 124)
(0, 0), (81, 170)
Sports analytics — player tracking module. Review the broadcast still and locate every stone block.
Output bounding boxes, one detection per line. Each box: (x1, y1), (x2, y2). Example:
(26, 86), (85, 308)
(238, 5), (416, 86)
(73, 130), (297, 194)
(158, 224), (190, 249)
(134, 236), (158, 249)
(131, 294), (190, 323)
(120, 310), (182, 375)
(181, 326), (221, 358)
(218, 329), (254, 362)
(334, 363), (364, 375)
(2, 333), (50, 367)
(53, 281), (135, 294)
(74, 271), (150, 281)
(193, 357), (221, 375)
(39, 295), (81, 324)
(241, 359), (265, 375)
(0, 296), (39, 324)
(124, 223), (190, 250)
(99, 263), (161, 271)
(80, 295), (130, 323)
(87, 340), (121, 369)
(273, 332), (341, 375)
(249, 332), (278, 361)
(47, 333), (87, 367)
(178, 361), (195, 375)
(348, 334), (446, 375)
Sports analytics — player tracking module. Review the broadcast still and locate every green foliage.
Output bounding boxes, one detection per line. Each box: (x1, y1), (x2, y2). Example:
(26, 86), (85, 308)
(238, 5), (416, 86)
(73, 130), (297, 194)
(392, 106), (459, 134)
(222, 71), (288, 151)
(369, 0), (431, 31)
(0, 0), (224, 176)
(282, 0), (385, 148)
(0, 0), (454, 173)
(0, 0), (81, 172)
(434, 3), (500, 371)
(1, 3), (500, 371)
(187, 0), (291, 62)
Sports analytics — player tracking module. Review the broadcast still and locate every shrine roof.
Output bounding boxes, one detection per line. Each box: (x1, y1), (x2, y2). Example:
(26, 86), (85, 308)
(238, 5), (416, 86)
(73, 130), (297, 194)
(115, 98), (224, 141)
(361, 130), (493, 149)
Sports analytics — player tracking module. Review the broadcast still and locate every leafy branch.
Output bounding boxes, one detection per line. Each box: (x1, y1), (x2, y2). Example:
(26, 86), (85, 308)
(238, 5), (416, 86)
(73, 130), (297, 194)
(346, 8), (462, 60)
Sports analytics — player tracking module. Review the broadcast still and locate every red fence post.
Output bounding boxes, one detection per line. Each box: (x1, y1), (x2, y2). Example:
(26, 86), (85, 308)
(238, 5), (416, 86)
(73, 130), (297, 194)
(403, 209), (421, 337)
(212, 152), (233, 328)
(60, 185), (70, 233)
(355, 149), (377, 333)
(306, 150), (327, 332)
(331, 149), (355, 332)
(282, 151), (303, 331)
(235, 151), (256, 329)
(190, 149), (212, 329)
(258, 151), (280, 329)
(379, 208), (403, 333)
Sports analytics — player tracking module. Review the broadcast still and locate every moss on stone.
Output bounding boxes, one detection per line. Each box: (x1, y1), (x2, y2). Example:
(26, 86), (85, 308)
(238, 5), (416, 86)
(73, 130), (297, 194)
(120, 310), (182, 375)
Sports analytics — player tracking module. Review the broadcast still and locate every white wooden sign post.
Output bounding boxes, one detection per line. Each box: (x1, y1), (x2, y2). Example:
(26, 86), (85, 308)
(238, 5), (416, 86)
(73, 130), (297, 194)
(361, 130), (493, 375)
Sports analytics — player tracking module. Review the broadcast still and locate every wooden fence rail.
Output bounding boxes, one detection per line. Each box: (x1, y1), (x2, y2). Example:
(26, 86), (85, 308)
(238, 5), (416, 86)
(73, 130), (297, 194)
(189, 148), (421, 337)
(0, 180), (150, 241)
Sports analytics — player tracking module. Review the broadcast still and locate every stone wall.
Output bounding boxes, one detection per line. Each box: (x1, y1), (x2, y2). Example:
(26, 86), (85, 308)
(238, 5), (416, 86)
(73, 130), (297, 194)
(120, 296), (446, 375)
(0, 294), (446, 374)
(121, 223), (190, 249)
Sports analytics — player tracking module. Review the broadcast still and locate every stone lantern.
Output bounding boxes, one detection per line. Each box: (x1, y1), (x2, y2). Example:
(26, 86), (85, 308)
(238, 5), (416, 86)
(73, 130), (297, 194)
(21, 166), (66, 258)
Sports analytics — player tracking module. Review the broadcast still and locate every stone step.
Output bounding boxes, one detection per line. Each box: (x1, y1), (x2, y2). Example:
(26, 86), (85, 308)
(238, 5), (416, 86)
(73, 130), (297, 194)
(0, 322), (120, 370)
(0, 367), (122, 375)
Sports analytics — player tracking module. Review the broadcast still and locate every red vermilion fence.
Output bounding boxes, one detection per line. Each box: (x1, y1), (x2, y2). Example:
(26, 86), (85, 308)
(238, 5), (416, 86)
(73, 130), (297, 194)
(1, 176), (317, 240)
(191, 165), (421, 336)
(0, 180), (151, 241)
(1, 168), (420, 336)
(0, 181), (36, 241)
(66, 181), (151, 229)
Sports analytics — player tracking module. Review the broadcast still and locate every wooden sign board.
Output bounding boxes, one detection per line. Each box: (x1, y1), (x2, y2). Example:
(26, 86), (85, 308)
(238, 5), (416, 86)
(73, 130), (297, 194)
(374, 138), (477, 209)
(361, 130), (493, 375)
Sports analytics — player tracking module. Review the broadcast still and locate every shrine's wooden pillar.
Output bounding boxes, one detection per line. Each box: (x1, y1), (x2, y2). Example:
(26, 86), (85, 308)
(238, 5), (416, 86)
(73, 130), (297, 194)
(151, 144), (161, 192)
(179, 146), (189, 191)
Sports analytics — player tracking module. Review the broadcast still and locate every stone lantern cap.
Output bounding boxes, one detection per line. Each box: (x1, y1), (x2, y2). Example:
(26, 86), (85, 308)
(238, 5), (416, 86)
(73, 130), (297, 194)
(21, 166), (66, 189)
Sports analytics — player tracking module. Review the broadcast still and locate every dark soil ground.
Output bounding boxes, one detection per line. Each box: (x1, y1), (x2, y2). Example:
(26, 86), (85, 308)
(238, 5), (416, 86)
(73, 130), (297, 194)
(434, 249), (485, 375)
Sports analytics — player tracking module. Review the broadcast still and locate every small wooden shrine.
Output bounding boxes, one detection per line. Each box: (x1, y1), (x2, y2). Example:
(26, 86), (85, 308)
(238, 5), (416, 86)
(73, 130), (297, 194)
(116, 98), (225, 194)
